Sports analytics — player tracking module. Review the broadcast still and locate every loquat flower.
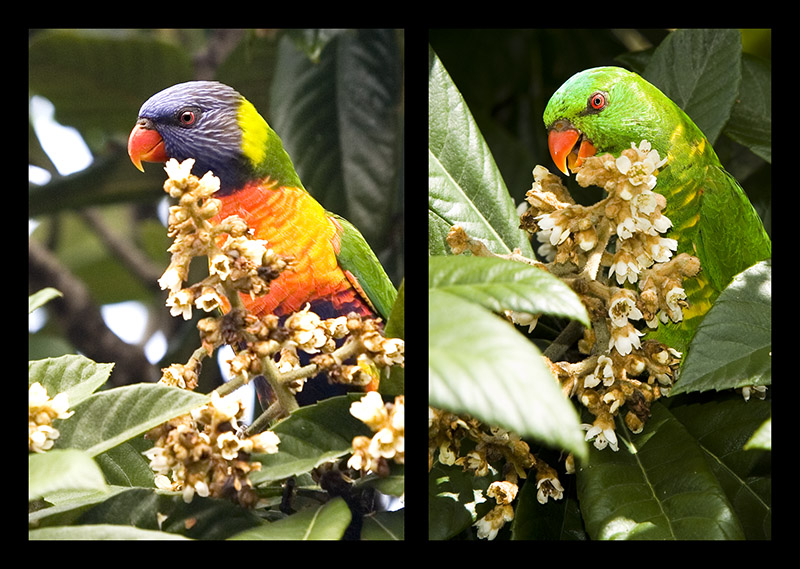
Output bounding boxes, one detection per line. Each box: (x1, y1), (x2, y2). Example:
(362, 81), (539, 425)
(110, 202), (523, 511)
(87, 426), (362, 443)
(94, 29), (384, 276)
(29, 382), (74, 453)
(474, 504), (514, 540)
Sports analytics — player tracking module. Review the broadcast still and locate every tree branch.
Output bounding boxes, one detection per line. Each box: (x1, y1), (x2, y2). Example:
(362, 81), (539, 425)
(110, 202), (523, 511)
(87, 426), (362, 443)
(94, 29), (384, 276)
(29, 239), (159, 386)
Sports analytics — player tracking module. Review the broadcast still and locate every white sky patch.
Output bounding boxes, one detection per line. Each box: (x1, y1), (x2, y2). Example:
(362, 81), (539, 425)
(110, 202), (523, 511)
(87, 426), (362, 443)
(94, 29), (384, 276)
(30, 95), (93, 176)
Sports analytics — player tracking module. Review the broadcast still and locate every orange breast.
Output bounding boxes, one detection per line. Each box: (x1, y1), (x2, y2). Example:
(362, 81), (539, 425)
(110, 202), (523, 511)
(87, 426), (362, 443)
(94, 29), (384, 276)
(214, 182), (359, 318)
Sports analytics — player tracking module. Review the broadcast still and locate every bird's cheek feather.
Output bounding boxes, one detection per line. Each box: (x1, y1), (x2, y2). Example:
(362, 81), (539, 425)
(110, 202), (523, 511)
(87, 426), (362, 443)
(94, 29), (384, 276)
(128, 123), (168, 171)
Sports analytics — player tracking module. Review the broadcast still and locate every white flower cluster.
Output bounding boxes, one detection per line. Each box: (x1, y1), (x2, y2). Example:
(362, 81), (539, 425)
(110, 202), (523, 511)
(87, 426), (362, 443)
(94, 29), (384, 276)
(582, 416), (619, 452)
(527, 141), (698, 356)
(532, 141), (674, 278)
(29, 382), (74, 453)
(604, 142), (676, 287)
(157, 158), (287, 322)
(348, 392), (405, 474)
(143, 391), (279, 505)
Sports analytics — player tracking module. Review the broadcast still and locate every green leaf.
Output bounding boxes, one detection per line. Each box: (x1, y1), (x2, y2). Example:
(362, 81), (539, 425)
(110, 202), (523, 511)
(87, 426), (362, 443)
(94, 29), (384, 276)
(360, 509), (404, 540)
(29, 30), (193, 135)
(95, 441), (157, 488)
(429, 255), (589, 326)
(666, 394), (770, 539)
(672, 261), (771, 395)
(29, 355), (114, 407)
(357, 463), (404, 498)
(30, 524), (191, 540)
(271, 30), (402, 251)
(511, 468), (586, 540)
(29, 486), (130, 529)
(29, 287), (62, 314)
(744, 418), (771, 451)
(724, 53), (771, 163)
(644, 28), (742, 144)
(429, 289), (587, 461)
(229, 497), (352, 540)
(250, 395), (372, 484)
(75, 487), (262, 539)
(429, 463), (497, 540)
(576, 402), (744, 540)
(428, 46), (533, 257)
(29, 449), (107, 501)
(285, 29), (348, 63)
(53, 384), (209, 457)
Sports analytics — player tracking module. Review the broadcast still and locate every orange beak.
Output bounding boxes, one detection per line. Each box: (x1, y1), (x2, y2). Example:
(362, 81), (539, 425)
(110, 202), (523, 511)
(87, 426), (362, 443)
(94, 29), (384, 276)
(547, 121), (596, 175)
(127, 122), (167, 171)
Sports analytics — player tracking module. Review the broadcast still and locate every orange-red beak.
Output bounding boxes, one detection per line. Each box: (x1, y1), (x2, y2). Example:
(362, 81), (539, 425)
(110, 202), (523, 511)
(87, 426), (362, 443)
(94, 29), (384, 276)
(547, 121), (596, 175)
(128, 122), (167, 171)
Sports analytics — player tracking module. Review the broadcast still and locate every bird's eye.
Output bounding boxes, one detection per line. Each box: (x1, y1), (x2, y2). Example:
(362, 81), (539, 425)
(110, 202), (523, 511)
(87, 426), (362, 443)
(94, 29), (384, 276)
(178, 109), (197, 126)
(588, 92), (607, 111)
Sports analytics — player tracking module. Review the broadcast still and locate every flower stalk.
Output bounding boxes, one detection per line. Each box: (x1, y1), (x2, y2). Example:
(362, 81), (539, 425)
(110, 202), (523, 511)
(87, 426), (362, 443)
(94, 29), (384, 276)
(438, 141), (702, 537)
(148, 159), (404, 504)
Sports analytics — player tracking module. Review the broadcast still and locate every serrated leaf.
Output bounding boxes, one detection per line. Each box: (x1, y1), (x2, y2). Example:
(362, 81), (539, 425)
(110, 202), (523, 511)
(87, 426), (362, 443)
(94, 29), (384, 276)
(53, 384), (209, 457)
(29, 449), (107, 501)
(644, 29), (742, 144)
(576, 402), (744, 540)
(250, 395), (372, 484)
(29, 355), (114, 407)
(429, 255), (589, 326)
(672, 261), (771, 395)
(667, 394), (771, 539)
(429, 289), (586, 461)
(229, 497), (351, 540)
(428, 46), (533, 257)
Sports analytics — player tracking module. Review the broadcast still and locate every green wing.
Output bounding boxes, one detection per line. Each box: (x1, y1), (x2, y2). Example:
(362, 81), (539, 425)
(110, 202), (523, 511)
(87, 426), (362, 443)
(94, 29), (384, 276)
(696, 165), (771, 291)
(331, 214), (397, 321)
(646, 161), (771, 353)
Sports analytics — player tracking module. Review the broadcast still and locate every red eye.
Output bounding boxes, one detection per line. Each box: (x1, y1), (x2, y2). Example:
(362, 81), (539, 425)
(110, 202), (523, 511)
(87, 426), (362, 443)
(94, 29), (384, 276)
(589, 92), (606, 110)
(179, 110), (196, 125)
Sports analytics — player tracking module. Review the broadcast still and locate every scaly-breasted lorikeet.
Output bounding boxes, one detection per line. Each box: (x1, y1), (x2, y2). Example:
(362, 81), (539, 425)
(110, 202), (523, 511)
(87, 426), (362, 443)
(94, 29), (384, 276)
(127, 81), (397, 400)
(543, 66), (770, 352)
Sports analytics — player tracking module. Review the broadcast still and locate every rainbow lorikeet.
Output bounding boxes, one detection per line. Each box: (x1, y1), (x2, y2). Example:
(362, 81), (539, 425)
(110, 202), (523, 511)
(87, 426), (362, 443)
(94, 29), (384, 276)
(543, 66), (770, 353)
(127, 81), (397, 400)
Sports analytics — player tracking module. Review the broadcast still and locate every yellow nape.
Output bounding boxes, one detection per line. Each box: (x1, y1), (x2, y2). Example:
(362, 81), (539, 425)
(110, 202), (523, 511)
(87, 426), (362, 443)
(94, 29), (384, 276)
(237, 98), (270, 167)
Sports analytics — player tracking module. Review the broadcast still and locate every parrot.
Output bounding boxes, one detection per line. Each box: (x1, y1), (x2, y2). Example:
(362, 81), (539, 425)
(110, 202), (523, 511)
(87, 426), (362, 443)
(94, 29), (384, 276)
(127, 80), (397, 403)
(543, 66), (771, 353)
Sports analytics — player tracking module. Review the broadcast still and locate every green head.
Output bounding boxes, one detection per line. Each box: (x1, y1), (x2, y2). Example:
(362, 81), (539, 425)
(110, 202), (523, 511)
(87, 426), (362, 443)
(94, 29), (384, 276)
(543, 66), (705, 174)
